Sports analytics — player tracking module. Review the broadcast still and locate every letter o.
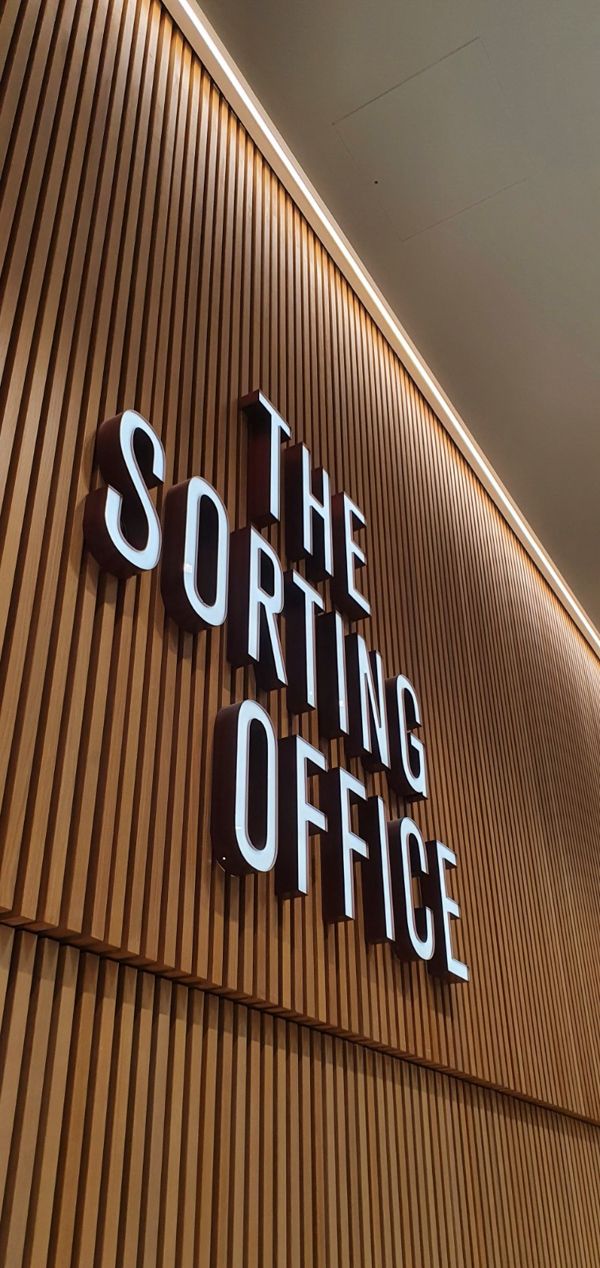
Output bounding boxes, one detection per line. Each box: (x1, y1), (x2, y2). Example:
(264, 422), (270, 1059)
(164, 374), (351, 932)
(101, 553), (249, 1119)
(211, 699), (278, 875)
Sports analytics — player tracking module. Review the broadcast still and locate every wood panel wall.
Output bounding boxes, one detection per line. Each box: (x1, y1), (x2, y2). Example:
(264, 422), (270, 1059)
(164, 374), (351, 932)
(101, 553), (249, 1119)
(1, 926), (600, 1268)
(1, 0), (599, 1261)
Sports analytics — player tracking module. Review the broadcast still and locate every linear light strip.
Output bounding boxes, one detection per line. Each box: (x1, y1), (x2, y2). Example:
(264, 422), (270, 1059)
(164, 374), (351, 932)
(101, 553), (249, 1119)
(172, 0), (600, 658)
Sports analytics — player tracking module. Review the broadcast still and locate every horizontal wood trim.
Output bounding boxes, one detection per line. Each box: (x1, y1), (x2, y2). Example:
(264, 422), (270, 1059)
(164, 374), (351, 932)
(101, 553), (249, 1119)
(1, 0), (599, 1138)
(0, 927), (599, 1267)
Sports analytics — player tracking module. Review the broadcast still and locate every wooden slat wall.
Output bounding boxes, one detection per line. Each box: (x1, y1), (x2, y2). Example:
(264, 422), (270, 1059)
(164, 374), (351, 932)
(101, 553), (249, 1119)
(0, 926), (599, 1267)
(1, 6), (599, 1252)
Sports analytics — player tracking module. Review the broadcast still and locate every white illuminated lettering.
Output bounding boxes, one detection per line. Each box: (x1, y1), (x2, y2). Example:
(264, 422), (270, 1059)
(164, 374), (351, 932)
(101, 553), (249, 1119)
(332, 491), (370, 618)
(359, 795), (395, 943)
(387, 674), (428, 800)
(211, 699), (278, 875)
(316, 609), (349, 739)
(284, 570), (324, 713)
(241, 389), (291, 525)
(346, 634), (390, 771)
(392, 817), (434, 962)
(161, 476), (229, 631)
(321, 767), (368, 921)
(83, 409), (165, 577)
(276, 735), (327, 897)
(285, 442), (333, 579)
(426, 841), (469, 983)
(228, 526), (287, 690)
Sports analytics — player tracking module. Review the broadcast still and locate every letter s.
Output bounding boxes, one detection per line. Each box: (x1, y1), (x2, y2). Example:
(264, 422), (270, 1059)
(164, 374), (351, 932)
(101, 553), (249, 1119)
(83, 410), (165, 578)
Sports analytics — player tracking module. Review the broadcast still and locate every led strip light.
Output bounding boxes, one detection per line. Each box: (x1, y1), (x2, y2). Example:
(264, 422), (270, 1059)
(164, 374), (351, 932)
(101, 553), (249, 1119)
(168, 0), (600, 658)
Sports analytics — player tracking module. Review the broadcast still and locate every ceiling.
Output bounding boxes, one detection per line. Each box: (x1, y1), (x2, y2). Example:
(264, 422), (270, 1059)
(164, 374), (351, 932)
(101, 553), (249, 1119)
(198, 0), (600, 630)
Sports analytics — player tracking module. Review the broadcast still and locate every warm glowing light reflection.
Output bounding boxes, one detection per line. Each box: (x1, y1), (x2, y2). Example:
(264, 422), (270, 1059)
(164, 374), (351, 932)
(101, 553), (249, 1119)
(175, 0), (600, 656)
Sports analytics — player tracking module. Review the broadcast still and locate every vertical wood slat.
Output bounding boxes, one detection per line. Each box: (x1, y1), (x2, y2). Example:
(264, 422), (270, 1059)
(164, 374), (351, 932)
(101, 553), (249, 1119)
(0, 928), (598, 1267)
(1, 0), (599, 1153)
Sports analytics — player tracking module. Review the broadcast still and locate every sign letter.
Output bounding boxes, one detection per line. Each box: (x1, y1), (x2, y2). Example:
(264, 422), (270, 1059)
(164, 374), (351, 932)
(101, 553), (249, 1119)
(211, 700), (278, 875)
(228, 527), (287, 691)
(241, 390), (291, 526)
(386, 674), (428, 800)
(331, 492), (370, 618)
(320, 767), (368, 922)
(161, 476), (229, 632)
(276, 735), (327, 898)
(285, 443), (333, 580)
(426, 841), (469, 983)
(83, 410), (165, 578)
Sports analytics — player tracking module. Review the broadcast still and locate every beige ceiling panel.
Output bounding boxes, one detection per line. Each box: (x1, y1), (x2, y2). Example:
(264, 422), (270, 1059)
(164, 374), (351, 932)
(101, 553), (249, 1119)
(335, 38), (532, 241)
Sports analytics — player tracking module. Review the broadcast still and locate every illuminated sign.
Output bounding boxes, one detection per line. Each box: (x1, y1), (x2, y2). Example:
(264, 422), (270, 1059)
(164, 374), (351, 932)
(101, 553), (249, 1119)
(84, 393), (469, 984)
